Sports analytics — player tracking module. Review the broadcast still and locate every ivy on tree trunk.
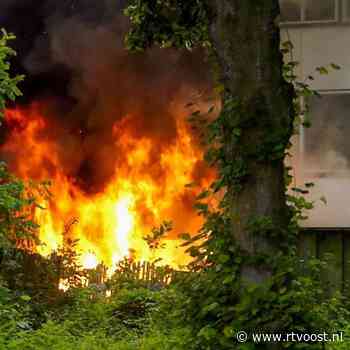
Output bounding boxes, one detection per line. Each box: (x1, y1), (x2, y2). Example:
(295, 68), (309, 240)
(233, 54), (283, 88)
(126, 0), (295, 284)
(207, 0), (295, 283)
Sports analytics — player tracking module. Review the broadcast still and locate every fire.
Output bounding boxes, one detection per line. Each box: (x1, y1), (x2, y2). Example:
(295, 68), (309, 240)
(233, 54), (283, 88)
(82, 252), (99, 270)
(2, 102), (214, 271)
(58, 279), (70, 292)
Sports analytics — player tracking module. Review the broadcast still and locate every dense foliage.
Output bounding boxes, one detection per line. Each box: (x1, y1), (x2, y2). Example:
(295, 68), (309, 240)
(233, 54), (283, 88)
(0, 30), (29, 250)
(125, 0), (209, 50)
(0, 275), (349, 350)
(0, 30), (23, 117)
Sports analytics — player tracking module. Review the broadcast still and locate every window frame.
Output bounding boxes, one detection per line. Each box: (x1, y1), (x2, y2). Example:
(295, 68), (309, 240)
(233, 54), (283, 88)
(280, 0), (339, 25)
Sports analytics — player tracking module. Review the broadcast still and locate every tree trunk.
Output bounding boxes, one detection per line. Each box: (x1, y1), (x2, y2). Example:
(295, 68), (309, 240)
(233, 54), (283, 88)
(208, 0), (295, 283)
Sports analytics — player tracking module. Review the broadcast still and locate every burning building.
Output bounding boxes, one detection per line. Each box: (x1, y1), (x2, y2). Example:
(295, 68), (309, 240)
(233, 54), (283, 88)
(0, 0), (215, 270)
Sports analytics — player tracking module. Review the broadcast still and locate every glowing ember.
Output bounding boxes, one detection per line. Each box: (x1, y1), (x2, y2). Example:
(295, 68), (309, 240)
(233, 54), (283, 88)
(2, 103), (214, 270)
(82, 252), (99, 270)
(58, 279), (70, 292)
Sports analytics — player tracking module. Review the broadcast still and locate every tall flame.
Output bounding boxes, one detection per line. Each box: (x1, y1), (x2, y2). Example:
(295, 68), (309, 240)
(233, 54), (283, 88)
(2, 102), (213, 270)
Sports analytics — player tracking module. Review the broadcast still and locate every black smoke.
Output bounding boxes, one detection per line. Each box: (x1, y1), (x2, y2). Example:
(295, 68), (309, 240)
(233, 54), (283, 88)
(0, 0), (212, 194)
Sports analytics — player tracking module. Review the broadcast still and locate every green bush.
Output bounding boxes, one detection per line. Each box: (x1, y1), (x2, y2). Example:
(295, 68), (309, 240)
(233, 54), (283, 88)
(0, 283), (193, 350)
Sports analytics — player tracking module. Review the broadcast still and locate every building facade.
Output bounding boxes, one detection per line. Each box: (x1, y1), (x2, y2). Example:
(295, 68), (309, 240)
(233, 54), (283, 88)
(281, 0), (350, 227)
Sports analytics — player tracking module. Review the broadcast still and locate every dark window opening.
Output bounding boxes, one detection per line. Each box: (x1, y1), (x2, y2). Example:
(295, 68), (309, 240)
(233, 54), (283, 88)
(304, 0), (336, 21)
(280, 0), (337, 22)
(280, 0), (301, 22)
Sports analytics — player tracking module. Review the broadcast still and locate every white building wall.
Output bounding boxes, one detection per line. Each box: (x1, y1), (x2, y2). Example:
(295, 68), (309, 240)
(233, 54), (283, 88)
(283, 26), (350, 90)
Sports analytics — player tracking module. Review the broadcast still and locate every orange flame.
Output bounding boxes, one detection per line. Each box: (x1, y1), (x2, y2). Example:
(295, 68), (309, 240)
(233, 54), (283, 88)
(2, 103), (213, 270)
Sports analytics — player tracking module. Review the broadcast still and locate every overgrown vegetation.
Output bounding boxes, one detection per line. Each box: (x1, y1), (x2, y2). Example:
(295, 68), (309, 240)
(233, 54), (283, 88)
(1, 263), (350, 350)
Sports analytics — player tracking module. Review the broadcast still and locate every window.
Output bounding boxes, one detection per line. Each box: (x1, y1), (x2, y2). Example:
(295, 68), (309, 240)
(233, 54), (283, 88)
(298, 92), (350, 228)
(305, 0), (336, 21)
(280, 0), (301, 22)
(280, 0), (338, 23)
(302, 92), (350, 176)
(344, 0), (350, 20)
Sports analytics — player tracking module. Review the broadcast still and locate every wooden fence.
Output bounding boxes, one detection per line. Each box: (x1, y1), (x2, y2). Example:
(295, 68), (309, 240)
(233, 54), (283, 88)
(115, 260), (175, 286)
(299, 228), (350, 295)
(91, 230), (350, 294)
(89, 260), (178, 287)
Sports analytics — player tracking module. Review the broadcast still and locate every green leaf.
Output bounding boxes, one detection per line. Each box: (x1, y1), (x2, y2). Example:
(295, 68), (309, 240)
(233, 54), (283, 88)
(320, 196), (327, 205)
(218, 254), (230, 264)
(282, 40), (294, 50)
(20, 295), (31, 302)
(223, 275), (234, 284)
(178, 233), (191, 241)
(316, 66), (329, 75)
(330, 63), (341, 70)
(196, 190), (210, 200)
(198, 326), (217, 340)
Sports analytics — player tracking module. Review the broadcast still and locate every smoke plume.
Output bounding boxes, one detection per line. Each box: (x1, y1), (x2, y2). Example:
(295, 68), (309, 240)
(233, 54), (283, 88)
(0, 0), (212, 193)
